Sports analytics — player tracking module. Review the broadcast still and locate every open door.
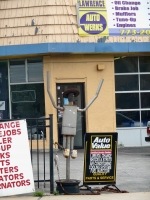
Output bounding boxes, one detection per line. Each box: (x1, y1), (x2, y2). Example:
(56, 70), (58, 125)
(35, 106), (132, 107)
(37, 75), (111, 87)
(56, 83), (85, 149)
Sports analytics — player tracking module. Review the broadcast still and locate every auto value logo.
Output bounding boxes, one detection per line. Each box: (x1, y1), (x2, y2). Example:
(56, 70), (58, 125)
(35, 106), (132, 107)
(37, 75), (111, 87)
(91, 136), (111, 149)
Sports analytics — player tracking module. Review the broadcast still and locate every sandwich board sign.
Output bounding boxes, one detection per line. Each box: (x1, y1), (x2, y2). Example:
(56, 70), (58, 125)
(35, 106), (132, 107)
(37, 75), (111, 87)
(0, 119), (35, 196)
(83, 132), (118, 185)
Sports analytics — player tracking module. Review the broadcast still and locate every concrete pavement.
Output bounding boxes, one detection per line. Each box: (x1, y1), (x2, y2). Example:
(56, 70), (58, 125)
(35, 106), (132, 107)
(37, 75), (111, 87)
(0, 147), (150, 199)
(53, 146), (150, 193)
(0, 192), (150, 200)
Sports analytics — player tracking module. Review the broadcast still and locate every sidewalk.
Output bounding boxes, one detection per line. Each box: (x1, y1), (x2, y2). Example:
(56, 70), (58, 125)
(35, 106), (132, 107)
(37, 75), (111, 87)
(0, 192), (150, 200)
(0, 147), (150, 199)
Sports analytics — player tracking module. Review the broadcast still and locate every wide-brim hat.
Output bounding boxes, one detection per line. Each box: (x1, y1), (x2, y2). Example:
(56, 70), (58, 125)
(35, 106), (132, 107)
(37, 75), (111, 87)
(63, 88), (80, 98)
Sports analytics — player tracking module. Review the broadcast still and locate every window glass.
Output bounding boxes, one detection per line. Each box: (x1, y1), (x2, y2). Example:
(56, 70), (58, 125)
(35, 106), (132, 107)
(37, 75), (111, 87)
(10, 60), (25, 83)
(11, 83), (45, 119)
(116, 93), (139, 109)
(9, 58), (43, 83)
(139, 56), (150, 72)
(115, 56), (150, 128)
(140, 74), (150, 90)
(27, 58), (43, 82)
(115, 75), (138, 91)
(116, 111), (140, 127)
(115, 57), (138, 73)
(141, 92), (150, 108)
(141, 110), (150, 126)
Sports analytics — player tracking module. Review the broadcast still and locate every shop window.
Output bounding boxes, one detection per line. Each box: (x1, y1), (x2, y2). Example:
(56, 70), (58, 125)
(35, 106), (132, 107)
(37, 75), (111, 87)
(10, 60), (25, 83)
(10, 58), (45, 140)
(139, 57), (150, 72)
(115, 57), (138, 73)
(116, 93), (139, 109)
(11, 83), (45, 140)
(116, 111), (140, 127)
(115, 56), (150, 127)
(9, 58), (45, 119)
(9, 58), (43, 83)
(140, 74), (150, 90)
(27, 58), (43, 82)
(11, 84), (45, 119)
(115, 75), (138, 91)
(141, 92), (150, 108)
(141, 111), (150, 126)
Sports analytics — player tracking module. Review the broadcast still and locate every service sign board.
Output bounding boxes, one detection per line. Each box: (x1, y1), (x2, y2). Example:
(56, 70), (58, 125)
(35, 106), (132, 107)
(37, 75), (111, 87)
(83, 132), (118, 185)
(77, 0), (150, 36)
(0, 120), (35, 196)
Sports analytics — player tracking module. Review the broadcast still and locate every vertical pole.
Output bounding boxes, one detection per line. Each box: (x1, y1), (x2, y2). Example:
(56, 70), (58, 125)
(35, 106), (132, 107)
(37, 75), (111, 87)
(49, 114), (54, 193)
(36, 119), (39, 189)
(43, 119), (46, 188)
(63, 135), (66, 149)
(70, 136), (74, 151)
(66, 136), (70, 181)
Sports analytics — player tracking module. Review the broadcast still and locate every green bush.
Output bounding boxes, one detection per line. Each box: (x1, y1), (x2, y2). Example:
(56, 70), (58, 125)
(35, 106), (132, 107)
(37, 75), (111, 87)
(33, 191), (44, 197)
(53, 190), (59, 195)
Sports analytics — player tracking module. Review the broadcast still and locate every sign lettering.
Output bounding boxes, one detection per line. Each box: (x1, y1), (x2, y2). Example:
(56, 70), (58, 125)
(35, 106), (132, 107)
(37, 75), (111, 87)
(0, 120), (35, 196)
(11, 90), (36, 103)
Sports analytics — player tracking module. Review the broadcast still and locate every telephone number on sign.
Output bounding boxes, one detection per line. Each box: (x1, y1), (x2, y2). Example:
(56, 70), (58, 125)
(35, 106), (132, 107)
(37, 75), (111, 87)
(120, 29), (150, 36)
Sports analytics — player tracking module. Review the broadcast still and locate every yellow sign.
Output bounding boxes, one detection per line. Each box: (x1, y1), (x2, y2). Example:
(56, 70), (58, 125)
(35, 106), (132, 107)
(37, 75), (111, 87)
(77, 0), (109, 36)
(77, 0), (150, 36)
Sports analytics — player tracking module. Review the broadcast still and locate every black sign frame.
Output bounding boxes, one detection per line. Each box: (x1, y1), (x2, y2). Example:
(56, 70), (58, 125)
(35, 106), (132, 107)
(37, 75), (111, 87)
(83, 132), (118, 185)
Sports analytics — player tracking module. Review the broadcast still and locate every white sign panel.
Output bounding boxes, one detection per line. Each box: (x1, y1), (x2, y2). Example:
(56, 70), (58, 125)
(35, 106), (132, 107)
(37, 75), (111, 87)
(106, 0), (150, 36)
(0, 120), (35, 196)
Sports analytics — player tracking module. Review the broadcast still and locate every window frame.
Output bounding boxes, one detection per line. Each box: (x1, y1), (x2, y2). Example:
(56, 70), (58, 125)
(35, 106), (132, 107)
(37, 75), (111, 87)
(115, 56), (150, 128)
(8, 57), (44, 119)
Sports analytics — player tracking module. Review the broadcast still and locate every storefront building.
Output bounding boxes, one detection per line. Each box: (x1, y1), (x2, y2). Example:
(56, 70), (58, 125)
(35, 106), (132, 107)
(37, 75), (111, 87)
(0, 0), (150, 148)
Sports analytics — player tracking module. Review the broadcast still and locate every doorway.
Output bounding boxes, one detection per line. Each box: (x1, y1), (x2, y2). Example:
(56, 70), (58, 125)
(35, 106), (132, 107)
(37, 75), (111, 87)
(56, 83), (85, 149)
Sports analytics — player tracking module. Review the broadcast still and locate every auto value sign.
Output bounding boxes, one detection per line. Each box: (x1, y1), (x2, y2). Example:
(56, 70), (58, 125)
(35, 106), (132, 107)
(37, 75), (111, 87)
(83, 132), (118, 185)
(76, 0), (150, 36)
(0, 120), (35, 196)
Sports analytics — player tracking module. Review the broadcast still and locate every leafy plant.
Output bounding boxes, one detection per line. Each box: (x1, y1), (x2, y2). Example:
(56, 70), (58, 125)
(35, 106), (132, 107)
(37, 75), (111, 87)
(53, 190), (59, 195)
(33, 191), (44, 197)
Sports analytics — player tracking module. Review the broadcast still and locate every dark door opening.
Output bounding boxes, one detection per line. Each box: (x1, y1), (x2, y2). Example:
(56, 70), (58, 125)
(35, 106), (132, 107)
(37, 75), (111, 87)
(56, 83), (85, 149)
